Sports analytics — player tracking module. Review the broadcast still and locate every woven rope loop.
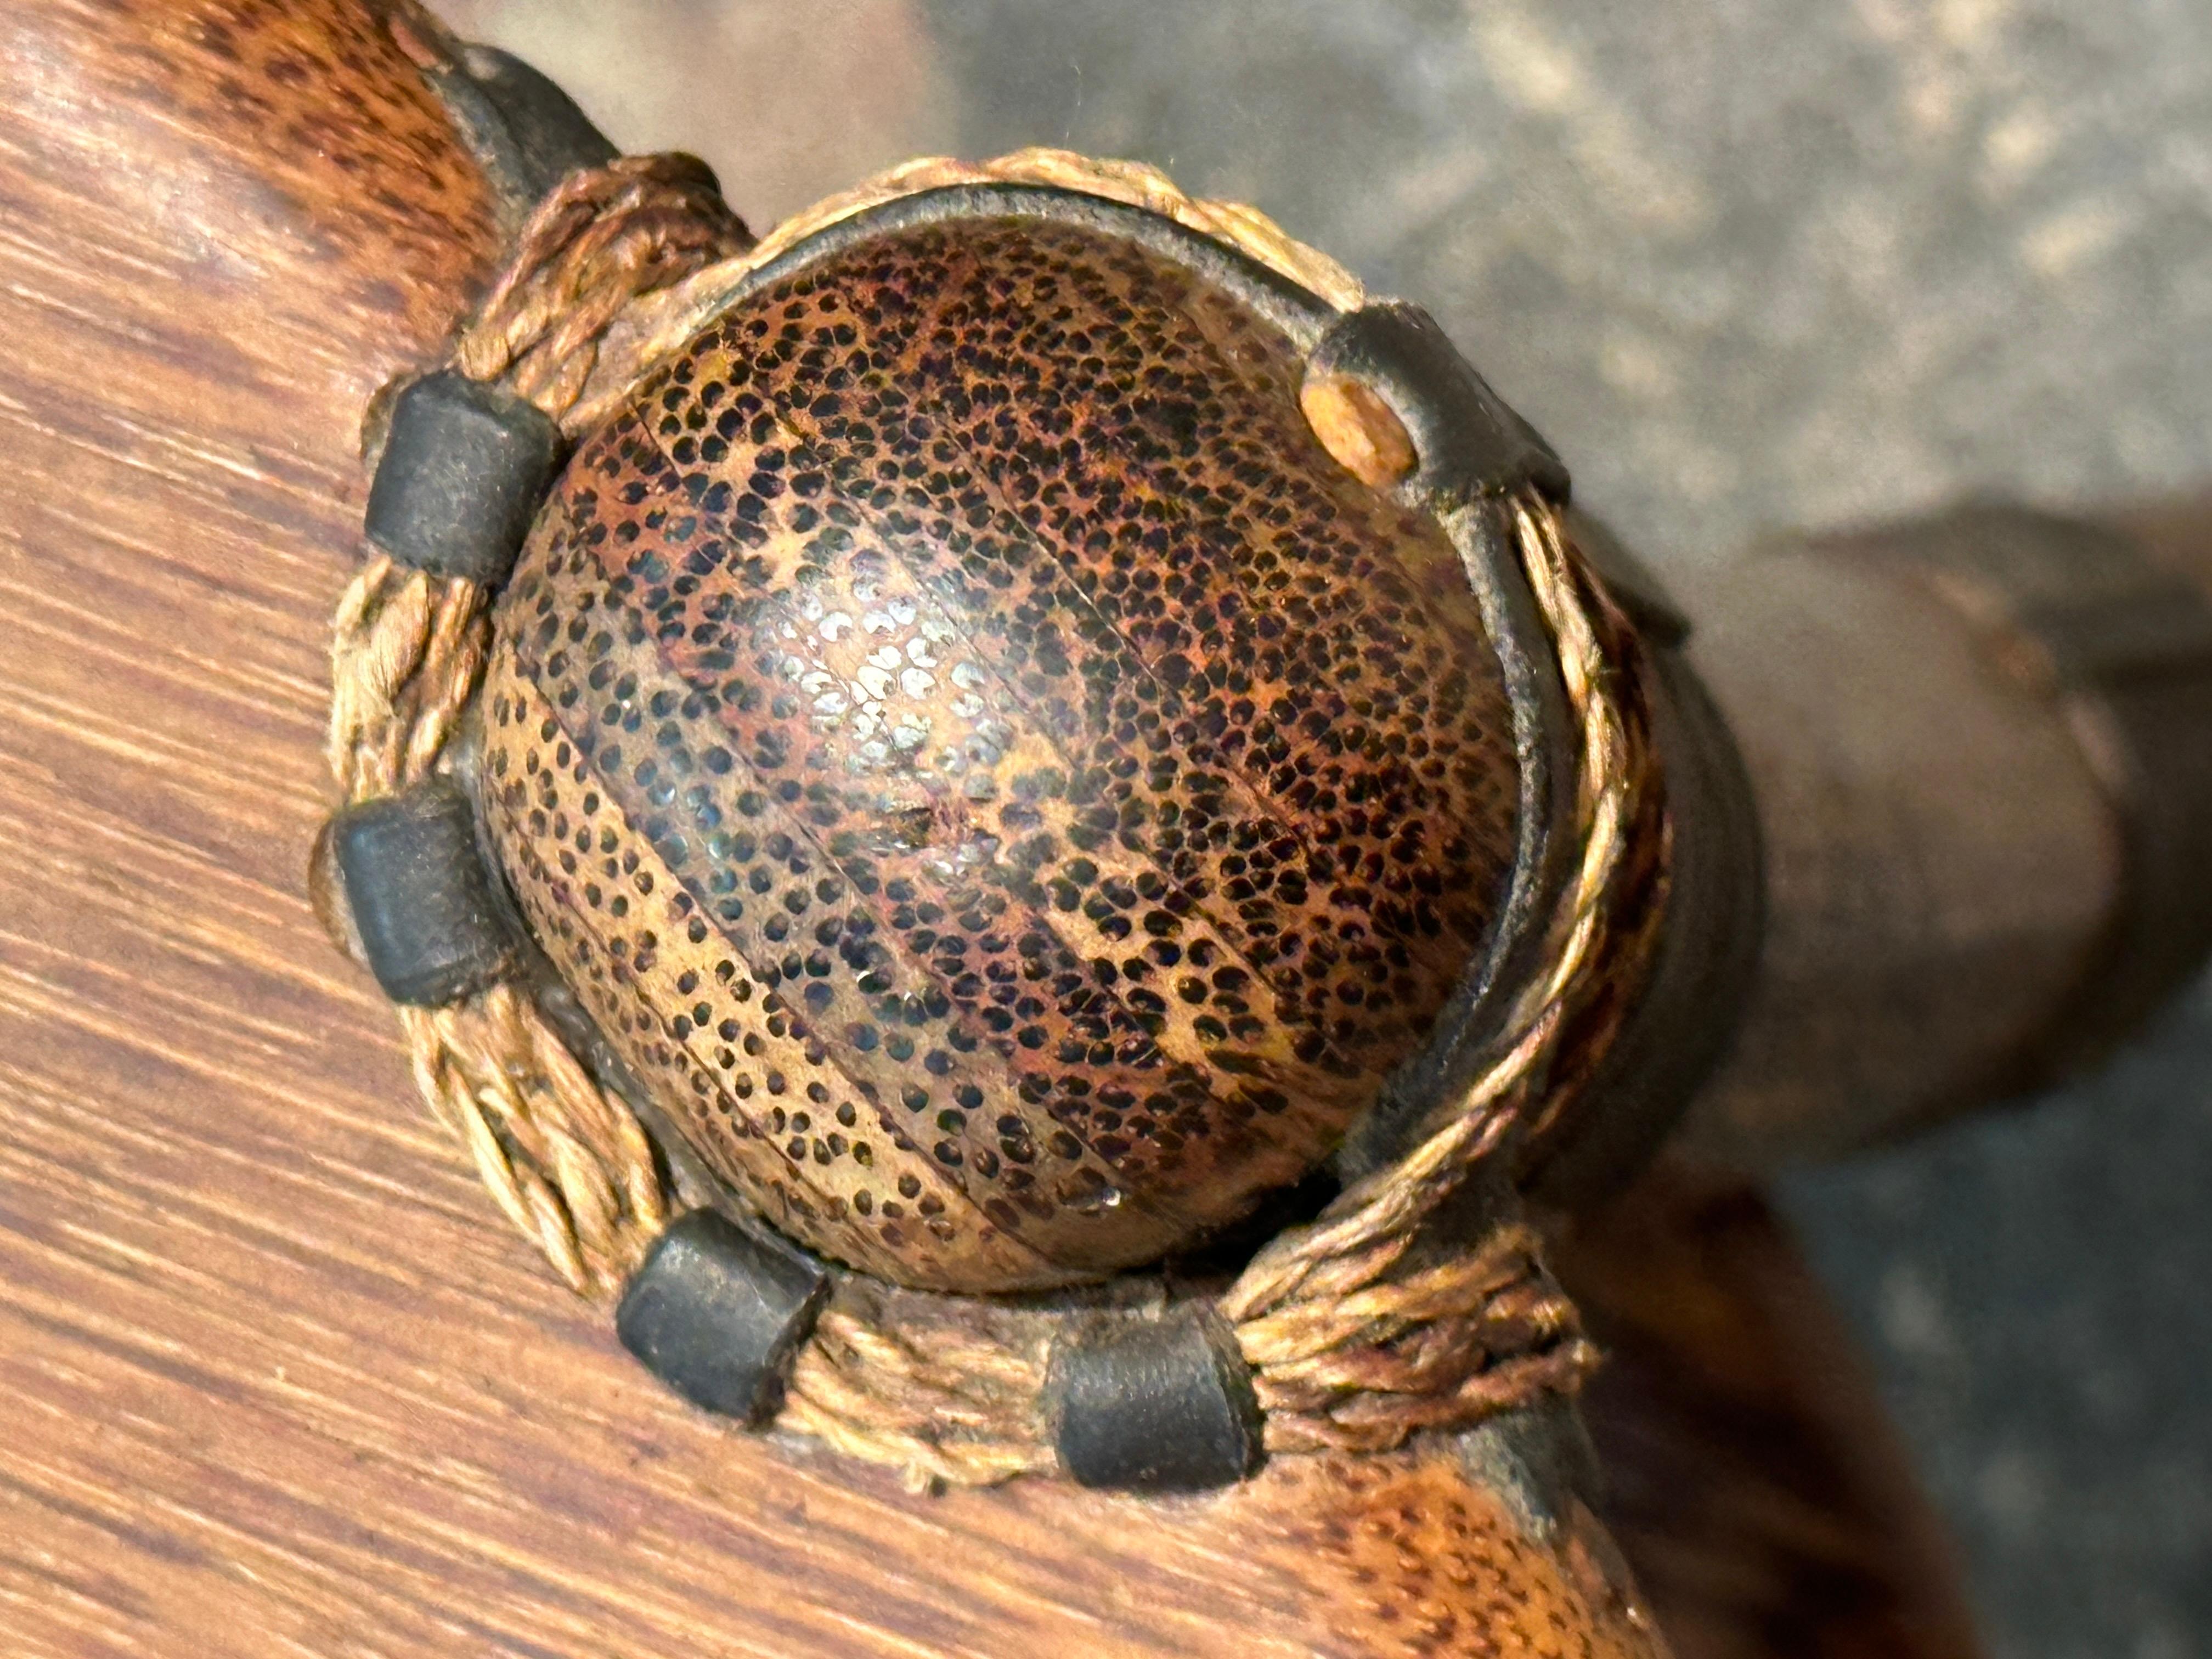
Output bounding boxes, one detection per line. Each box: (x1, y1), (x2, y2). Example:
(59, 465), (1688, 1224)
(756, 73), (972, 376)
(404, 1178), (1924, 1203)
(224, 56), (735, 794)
(324, 148), (1665, 1488)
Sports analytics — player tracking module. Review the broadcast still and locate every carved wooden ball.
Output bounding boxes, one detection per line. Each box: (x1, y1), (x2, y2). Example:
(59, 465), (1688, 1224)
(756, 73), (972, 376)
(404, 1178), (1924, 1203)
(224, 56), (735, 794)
(479, 213), (1523, 1291)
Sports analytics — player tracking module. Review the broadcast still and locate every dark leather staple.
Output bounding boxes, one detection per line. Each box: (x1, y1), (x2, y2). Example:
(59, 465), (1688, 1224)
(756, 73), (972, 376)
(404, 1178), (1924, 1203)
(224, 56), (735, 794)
(1307, 302), (1571, 508)
(453, 46), (620, 205)
(364, 371), (561, 586)
(331, 778), (515, 1007)
(616, 1210), (832, 1427)
(419, 43), (620, 224)
(1048, 1306), (1263, 1492)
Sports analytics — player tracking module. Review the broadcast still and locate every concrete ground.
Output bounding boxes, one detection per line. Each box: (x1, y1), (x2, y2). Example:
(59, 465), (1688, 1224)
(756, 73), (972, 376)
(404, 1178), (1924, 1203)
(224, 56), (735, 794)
(437, 5), (2212, 1652)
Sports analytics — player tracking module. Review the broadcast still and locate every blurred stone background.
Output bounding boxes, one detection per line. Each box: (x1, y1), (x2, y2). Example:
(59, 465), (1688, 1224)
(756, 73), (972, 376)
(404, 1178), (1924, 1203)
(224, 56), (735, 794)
(436, 4), (2212, 1654)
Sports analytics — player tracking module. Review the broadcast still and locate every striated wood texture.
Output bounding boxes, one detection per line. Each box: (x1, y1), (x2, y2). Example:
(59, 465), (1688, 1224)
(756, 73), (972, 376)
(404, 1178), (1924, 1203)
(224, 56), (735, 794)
(0, 2), (1979, 1654)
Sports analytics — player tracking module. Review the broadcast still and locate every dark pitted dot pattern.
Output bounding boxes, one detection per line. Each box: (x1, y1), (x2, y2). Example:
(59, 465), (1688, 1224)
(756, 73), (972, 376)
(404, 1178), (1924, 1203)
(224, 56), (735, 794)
(482, 215), (1521, 1291)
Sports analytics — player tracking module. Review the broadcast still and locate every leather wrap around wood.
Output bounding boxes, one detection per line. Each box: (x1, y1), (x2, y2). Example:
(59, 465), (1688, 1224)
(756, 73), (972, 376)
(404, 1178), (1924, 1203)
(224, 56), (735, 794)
(0, 0), (2012, 1654)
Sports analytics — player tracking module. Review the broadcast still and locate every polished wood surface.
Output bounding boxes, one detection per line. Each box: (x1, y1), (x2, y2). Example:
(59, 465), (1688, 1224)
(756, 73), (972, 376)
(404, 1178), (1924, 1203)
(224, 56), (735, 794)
(0, 3), (1971, 1654)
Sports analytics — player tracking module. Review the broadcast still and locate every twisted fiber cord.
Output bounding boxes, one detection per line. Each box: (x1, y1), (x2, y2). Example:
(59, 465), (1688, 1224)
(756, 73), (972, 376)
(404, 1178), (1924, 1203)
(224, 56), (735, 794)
(329, 150), (1661, 1486)
(453, 153), (751, 422)
(327, 553), (484, 804)
(1235, 1227), (1596, 1455)
(327, 156), (749, 1296)
(780, 1279), (1056, 1493)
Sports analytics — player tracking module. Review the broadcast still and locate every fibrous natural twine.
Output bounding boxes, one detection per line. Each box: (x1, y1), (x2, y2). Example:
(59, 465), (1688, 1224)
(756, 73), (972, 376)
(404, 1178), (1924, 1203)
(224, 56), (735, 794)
(326, 146), (1663, 1488)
